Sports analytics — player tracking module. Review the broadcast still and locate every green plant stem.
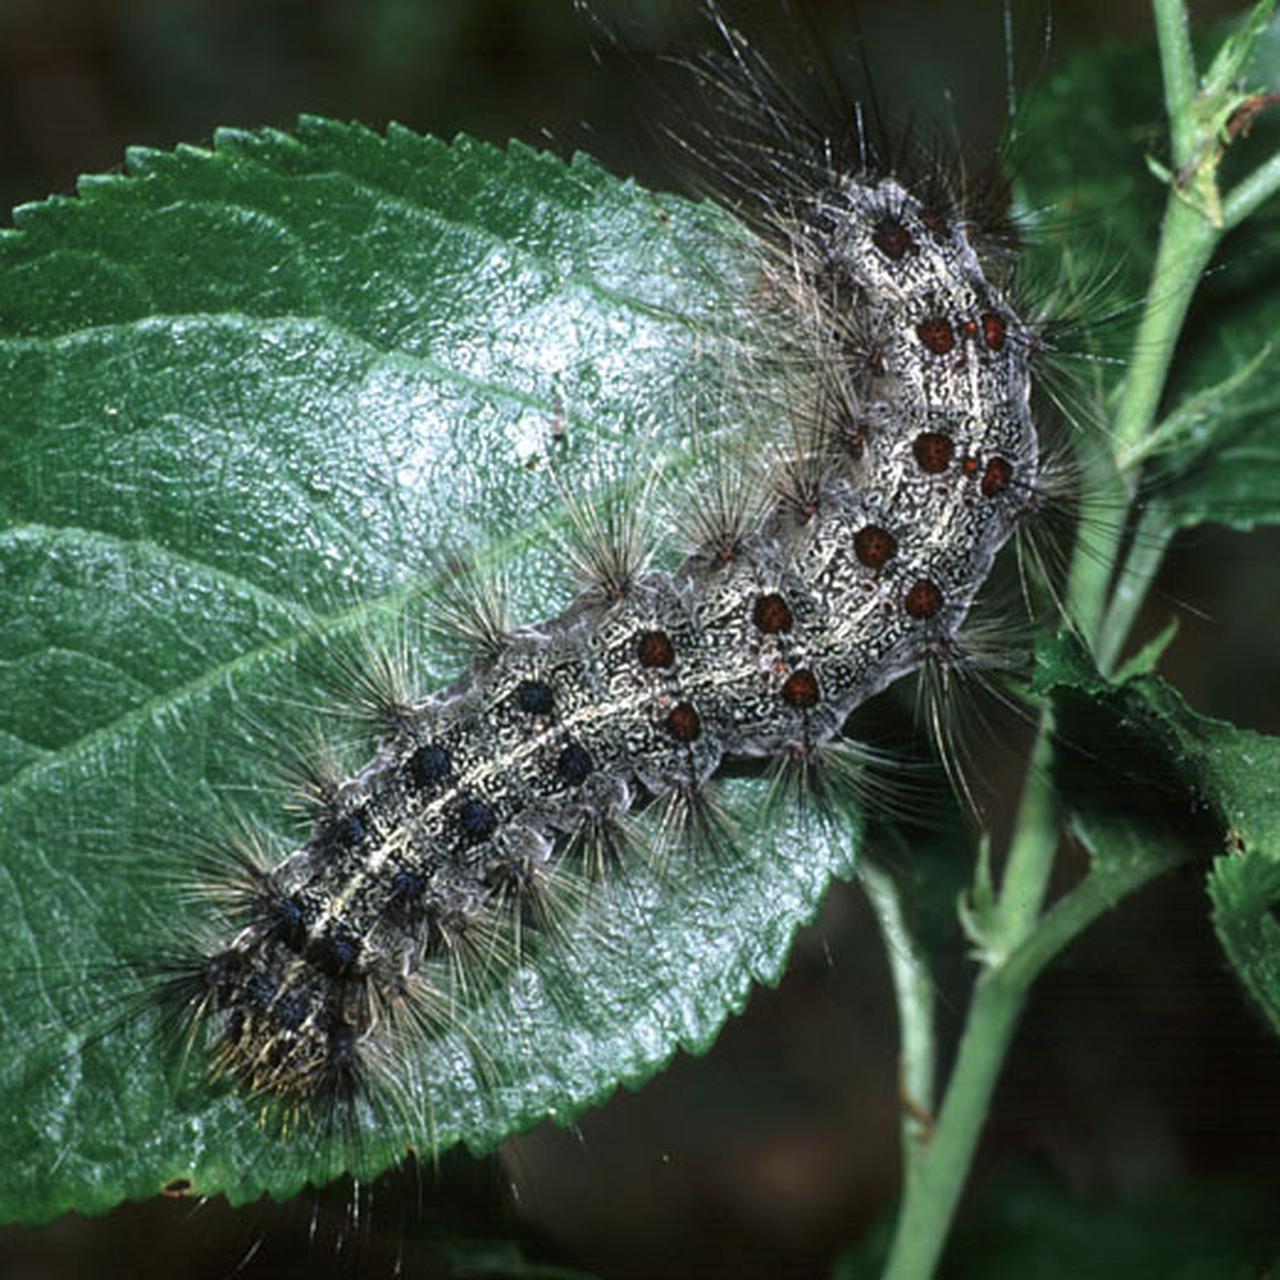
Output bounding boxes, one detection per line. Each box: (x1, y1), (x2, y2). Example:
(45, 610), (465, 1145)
(1109, 206), (1221, 475)
(1001, 841), (1190, 992)
(883, 974), (1026, 1278)
(1119, 342), (1274, 471)
(1153, 0), (1197, 169)
(860, 859), (936, 1160)
(1087, 124), (1279, 665)
(1068, 193), (1220, 659)
(883, 730), (1060, 1280)
(1094, 502), (1176, 674)
(989, 723), (1061, 948)
(881, 733), (1193, 1280)
(1224, 148), (1280, 229)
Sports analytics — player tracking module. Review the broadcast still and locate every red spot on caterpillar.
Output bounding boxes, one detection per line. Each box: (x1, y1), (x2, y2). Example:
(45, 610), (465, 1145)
(913, 431), (953, 474)
(981, 311), (1007, 350)
(781, 669), (820, 709)
(872, 215), (914, 260)
(904, 580), (943, 619)
(636, 630), (675, 669)
(665, 702), (701, 742)
(962, 456), (979, 477)
(753, 593), (793, 634)
(853, 525), (897, 569)
(916, 318), (954, 355)
(982, 456), (1014, 497)
(920, 208), (948, 238)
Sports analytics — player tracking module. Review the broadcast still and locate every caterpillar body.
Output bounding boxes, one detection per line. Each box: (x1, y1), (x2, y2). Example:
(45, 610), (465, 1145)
(181, 159), (1037, 1107)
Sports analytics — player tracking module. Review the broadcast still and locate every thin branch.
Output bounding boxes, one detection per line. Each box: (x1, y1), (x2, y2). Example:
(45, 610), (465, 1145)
(1225, 147), (1280, 228)
(1152, 0), (1198, 170)
(860, 858), (936, 1166)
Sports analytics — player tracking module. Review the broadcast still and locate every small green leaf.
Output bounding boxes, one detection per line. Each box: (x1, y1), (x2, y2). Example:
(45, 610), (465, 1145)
(1111, 615), (1179, 682)
(1036, 631), (1280, 850)
(1036, 631), (1280, 1034)
(1209, 849), (1280, 1040)
(0, 121), (854, 1226)
(958, 833), (1001, 959)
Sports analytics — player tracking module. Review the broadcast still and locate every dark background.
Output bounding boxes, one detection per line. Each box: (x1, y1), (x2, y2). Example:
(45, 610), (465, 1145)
(3, 2), (1278, 1277)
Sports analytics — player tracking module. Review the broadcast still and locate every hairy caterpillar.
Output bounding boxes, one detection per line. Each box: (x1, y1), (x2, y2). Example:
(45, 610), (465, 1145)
(4, 3), (1277, 1277)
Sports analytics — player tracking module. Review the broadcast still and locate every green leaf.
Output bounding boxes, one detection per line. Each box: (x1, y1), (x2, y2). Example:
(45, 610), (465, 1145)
(1012, 42), (1166, 316)
(1036, 632), (1280, 852)
(1035, 632), (1280, 1035)
(0, 120), (856, 1226)
(1110, 615), (1179, 682)
(1209, 849), (1280, 1041)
